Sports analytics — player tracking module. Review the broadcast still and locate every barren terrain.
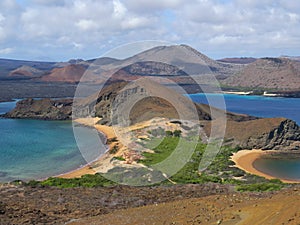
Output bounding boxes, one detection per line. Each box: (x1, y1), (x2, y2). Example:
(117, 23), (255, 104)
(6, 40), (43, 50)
(1, 184), (300, 225)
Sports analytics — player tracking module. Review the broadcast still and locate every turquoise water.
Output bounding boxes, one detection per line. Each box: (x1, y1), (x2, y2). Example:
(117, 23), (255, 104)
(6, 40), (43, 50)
(253, 158), (300, 181)
(190, 93), (300, 181)
(0, 101), (106, 182)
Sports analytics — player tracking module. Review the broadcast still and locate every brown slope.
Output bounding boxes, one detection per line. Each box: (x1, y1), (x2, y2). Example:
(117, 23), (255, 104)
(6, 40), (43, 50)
(223, 58), (300, 90)
(75, 78), (254, 126)
(89, 44), (245, 86)
(109, 61), (197, 88)
(118, 44), (245, 79)
(39, 45), (244, 86)
(41, 64), (87, 83)
(75, 78), (213, 125)
(68, 186), (300, 225)
(9, 65), (44, 78)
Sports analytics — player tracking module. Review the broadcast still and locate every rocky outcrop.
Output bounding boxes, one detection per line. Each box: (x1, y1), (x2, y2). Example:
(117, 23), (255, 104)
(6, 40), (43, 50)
(4, 98), (72, 120)
(254, 119), (300, 150)
(219, 118), (300, 150)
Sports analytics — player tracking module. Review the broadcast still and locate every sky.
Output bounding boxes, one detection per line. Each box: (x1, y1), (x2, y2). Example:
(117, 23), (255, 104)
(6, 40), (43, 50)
(0, 0), (299, 61)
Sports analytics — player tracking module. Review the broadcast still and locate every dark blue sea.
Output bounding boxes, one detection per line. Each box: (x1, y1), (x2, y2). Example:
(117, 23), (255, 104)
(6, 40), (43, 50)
(189, 93), (300, 125)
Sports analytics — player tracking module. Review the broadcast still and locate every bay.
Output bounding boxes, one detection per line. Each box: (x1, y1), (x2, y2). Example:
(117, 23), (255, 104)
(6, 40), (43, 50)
(0, 100), (106, 182)
(189, 93), (300, 181)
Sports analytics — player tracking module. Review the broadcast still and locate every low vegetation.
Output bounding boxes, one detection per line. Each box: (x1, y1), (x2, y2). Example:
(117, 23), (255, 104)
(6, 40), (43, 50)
(26, 174), (115, 188)
(24, 131), (286, 191)
(236, 181), (283, 192)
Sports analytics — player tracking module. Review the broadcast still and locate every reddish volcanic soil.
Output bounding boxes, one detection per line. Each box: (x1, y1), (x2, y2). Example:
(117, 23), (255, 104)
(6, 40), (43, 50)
(41, 64), (86, 83)
(1, 184), (300, 225)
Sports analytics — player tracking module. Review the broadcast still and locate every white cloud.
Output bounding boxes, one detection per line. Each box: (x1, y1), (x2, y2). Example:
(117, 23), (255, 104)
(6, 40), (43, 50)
(0, 0), (299, 60)
(72, 42), (83, 49)
(121, 17), (151, 29)
(76, 19), (98, 31)
(30, 0), (66, 6)
(0, 47), (13, 54)
(0, 13), (4, 23)
(113, 0), (127, 18)
(123, 0), (183, 13)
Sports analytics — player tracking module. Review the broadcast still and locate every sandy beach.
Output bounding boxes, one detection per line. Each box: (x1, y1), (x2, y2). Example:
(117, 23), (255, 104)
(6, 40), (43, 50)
(57, 117), (180, 179)
(231, 149), (300, 183)
(58, 118), (118, 179)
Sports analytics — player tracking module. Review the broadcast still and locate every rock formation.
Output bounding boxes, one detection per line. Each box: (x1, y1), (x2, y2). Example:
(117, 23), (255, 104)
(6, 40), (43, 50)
(4, 98), (72, 120)
(212, 118), (300, 150)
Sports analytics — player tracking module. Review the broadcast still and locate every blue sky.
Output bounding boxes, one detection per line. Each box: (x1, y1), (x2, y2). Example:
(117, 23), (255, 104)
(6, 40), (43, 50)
(0, 0), (299, 61)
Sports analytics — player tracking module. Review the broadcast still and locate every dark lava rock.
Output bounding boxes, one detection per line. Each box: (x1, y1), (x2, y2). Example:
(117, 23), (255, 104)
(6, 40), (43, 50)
(4, 98), (73, 120)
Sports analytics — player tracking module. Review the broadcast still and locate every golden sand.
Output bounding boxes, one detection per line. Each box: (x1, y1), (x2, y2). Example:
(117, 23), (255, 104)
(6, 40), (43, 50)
(58, 118), (118, 178)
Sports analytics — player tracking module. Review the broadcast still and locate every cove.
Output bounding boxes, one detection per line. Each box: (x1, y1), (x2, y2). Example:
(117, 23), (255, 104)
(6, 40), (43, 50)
(0, 100), (106, 182)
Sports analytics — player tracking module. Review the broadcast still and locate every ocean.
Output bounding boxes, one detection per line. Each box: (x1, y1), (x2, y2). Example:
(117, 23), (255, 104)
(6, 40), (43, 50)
(0, 100), (106, 182)
(189, 93), (300, 125)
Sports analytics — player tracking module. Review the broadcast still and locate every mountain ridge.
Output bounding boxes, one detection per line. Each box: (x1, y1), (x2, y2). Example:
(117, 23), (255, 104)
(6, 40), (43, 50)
(0, 44), (299, 94)
(223, 57), (300, 90)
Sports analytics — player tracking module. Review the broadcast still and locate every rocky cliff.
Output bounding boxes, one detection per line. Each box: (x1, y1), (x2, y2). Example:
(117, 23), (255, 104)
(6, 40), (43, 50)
(4, 98), (72, 120)
(220, 118), (300, 150)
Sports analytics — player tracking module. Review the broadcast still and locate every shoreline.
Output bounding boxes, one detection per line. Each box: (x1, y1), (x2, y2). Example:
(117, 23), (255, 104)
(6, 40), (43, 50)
(56, 118), (117, 179)
(220, 90), (300, 98)
(231, 149), (300, 184)
(222, 91), (253, 95)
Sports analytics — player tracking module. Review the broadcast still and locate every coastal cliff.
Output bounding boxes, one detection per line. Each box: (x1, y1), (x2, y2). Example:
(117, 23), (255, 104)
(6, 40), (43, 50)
(4, 98), (72, 120)
(221, 118), (300, 150)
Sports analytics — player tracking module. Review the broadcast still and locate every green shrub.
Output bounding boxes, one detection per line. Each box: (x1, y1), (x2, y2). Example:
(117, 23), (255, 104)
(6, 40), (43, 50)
(140, 137), (180, 166)
(112, 156), (126, 161)
(33, 173), (116, 188)
(110, 145), (119, 154)
(173, 130), (182, 137)
(236, 183), (283, 192)
(165, 130), (173, 137)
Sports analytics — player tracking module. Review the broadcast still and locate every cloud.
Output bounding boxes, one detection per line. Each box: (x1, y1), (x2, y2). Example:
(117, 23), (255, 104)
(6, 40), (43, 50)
(0, 0), (299, 60)
(76, 19), (98, 31)
(172, 0), (300, 56)
(30, 0), (66, 6)
(123, 0), (184, 13)
(0, 47), (14, 54)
